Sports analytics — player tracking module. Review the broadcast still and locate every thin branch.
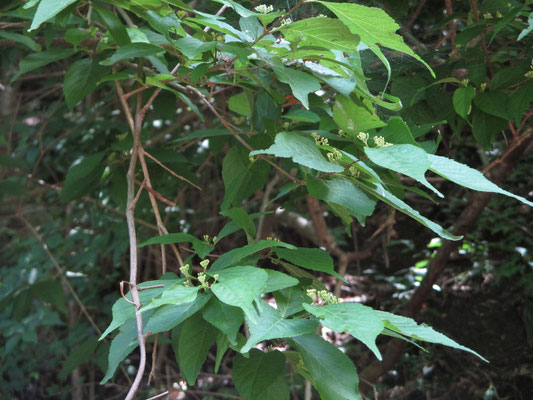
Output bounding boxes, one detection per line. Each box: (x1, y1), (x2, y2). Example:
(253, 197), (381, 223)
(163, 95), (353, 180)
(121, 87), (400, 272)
(144, 150), (202, 190)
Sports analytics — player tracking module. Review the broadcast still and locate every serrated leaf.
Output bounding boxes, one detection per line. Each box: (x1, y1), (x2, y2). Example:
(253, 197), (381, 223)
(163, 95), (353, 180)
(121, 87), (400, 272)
(274, 286), (308, 318)
(241, 300), (318, 353)
(365, 144), (443, 198)
(63, 59), (108, 109)
(178, 313), (218, 384)
(211, 266), (268, 323)
(291, 334), (362, 400)
(427, 154), (533, 207)
(473, 91), (509, 120)
(210, 240), (295, 272)
(233, 350), (290, 400)
(250, 132), (344, 173)
(60, 152), (106, 203)
(202, 298), (243, 345)
(318, 1), (434, 77)
(263, 270), (299, 293)
(11, 48), (76, 83)
(94, 5), (131, 46)
(274, 247), (344, 280)
(333, 94), (386, 134)
(139, 284), (199, 313)
(220, 207), (256, 240)
(30, 0), (78, 31)
(303, 303), (384, 360)
(453, 86), (476, 119)
(377, 311), (488, 361)
(471, 108), (507, 149)
(307, 176), (377, 225)
(274, 67), (321, 109)
(281, 17), (359, 53)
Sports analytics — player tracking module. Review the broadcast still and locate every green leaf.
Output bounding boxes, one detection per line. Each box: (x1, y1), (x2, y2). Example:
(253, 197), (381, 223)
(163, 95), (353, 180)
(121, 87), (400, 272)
(333, 94), (386, 134)
(63, 59), (108, 109)
(60, 151), (106, 203)
(210, 240), (295, 272)
(139, 283), (199, 313)
(233, 349), (290, 400)
(211, 266), (268, 323)
(31, 280), (68, 316)
(144, 292), (210, 334)
(473, 91), (509, 120)
(222, 147), (270, 210)
(274, 247), (344, 280)
(11, 48), (77, 83)
(291, 334), (362, 400)
(378, 116), (419, 146)
(250, 132), (344, 173)
(94, 5), (131, 46)
(283, 109), (320, 123)
(274, 286), (308, 318)
(30, 0), (78, 31)
(427, 154), (533, 207)
(138, 233), (214, 259)
(228, 92), (252, 116)
(307, 176), (377, 226)
(100, 43), (164, 66)
(317, 1), (434, 77)
(0, 31), (41, 51)
(518, 11), (533, 40)
(175, 36), (218, 58)
(274, 67), (321, 109)
(453, 86), (476, 119)
(241, 300), (318, 353)
(220, 208), (256, 240)
(471, 108), (507, 149)
(202, 298), (243, 345)
(59, 336), (98, 380)
(303, 303), (384, 360)
(100, 278), (181, 340)
(365, 144), (443, 198)
(263, 270), (299, 293)
(377, 311), (488, 361)
(281, 17), (360, 53)
(215, 333), (230, 373)
(178, 313), (218, 384)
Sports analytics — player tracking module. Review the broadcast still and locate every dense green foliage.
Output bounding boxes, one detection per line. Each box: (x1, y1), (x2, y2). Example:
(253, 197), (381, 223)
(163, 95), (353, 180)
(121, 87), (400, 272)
(1, 0), (533, 398)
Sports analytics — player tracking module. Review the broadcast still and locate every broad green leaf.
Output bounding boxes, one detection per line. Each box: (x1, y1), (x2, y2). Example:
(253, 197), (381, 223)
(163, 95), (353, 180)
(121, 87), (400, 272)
(144, 292), (210, 334)
(317, 1), (434, 77)
(211, 266), (268, 323)
(307, 176), (377, 225)
(241, 300), (318, 353)
(0, 31), (40, 51)
(222, 147), (270, 210)
(138, 284), (199, 313)
(94, 5), (131, 45)
(11, 49), (76, 83)
(210, 240), (295, 271)
(30, 280), (68, 316)
(274, 247), (344, 280)
(250, 132), (344, 173)
(60, 151), (106, 203)
(377, 311), (488, 361)
(263, 270), (299, 293)
(138, 233), (214, 259)
(303, 303), (384, 360)
(233, 350), (290, 400)
(63, 59), (108, 109)
(453, 86), (476, 119)
(100, 43), (164, 66)
(220, 207), (256, 240)
(202, 298), (243, 345)
(172, 128), (229, 143)
(274, 286), (308, 318)
(239, 16), (263, 41)
(100, 278), (181, 340)
(178, 313), (218, 384)
(59, 336), (98, 380)
(281, 17), (360, 53)
(473, 91), (509, 120)
(378, 116), (419, 146)
(508, 81), (533, 124)
(365, 144), (443, 198)
(190, 16), (251, 42)
(175, 36), (217, 58)
(427, 154), (533, 207)
(217, 211), (272, 241)
(291, 334), (362, 400)
(283, 109), (320, 123)
(471, 108), (507, 149)
(333, 94), (386, 134)
(228, 92), (252, 116)
(274, 67), (321, 109)
(30, 0), (78, 31)
(215, 333), (230, 373)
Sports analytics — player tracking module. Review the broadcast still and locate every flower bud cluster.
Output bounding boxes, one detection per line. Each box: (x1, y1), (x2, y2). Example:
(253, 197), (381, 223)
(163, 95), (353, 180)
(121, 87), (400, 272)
(306, 288), (340, 304)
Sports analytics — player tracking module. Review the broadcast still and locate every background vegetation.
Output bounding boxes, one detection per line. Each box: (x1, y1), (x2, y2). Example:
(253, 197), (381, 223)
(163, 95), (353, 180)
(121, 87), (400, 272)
(1, 0), (533, 399)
